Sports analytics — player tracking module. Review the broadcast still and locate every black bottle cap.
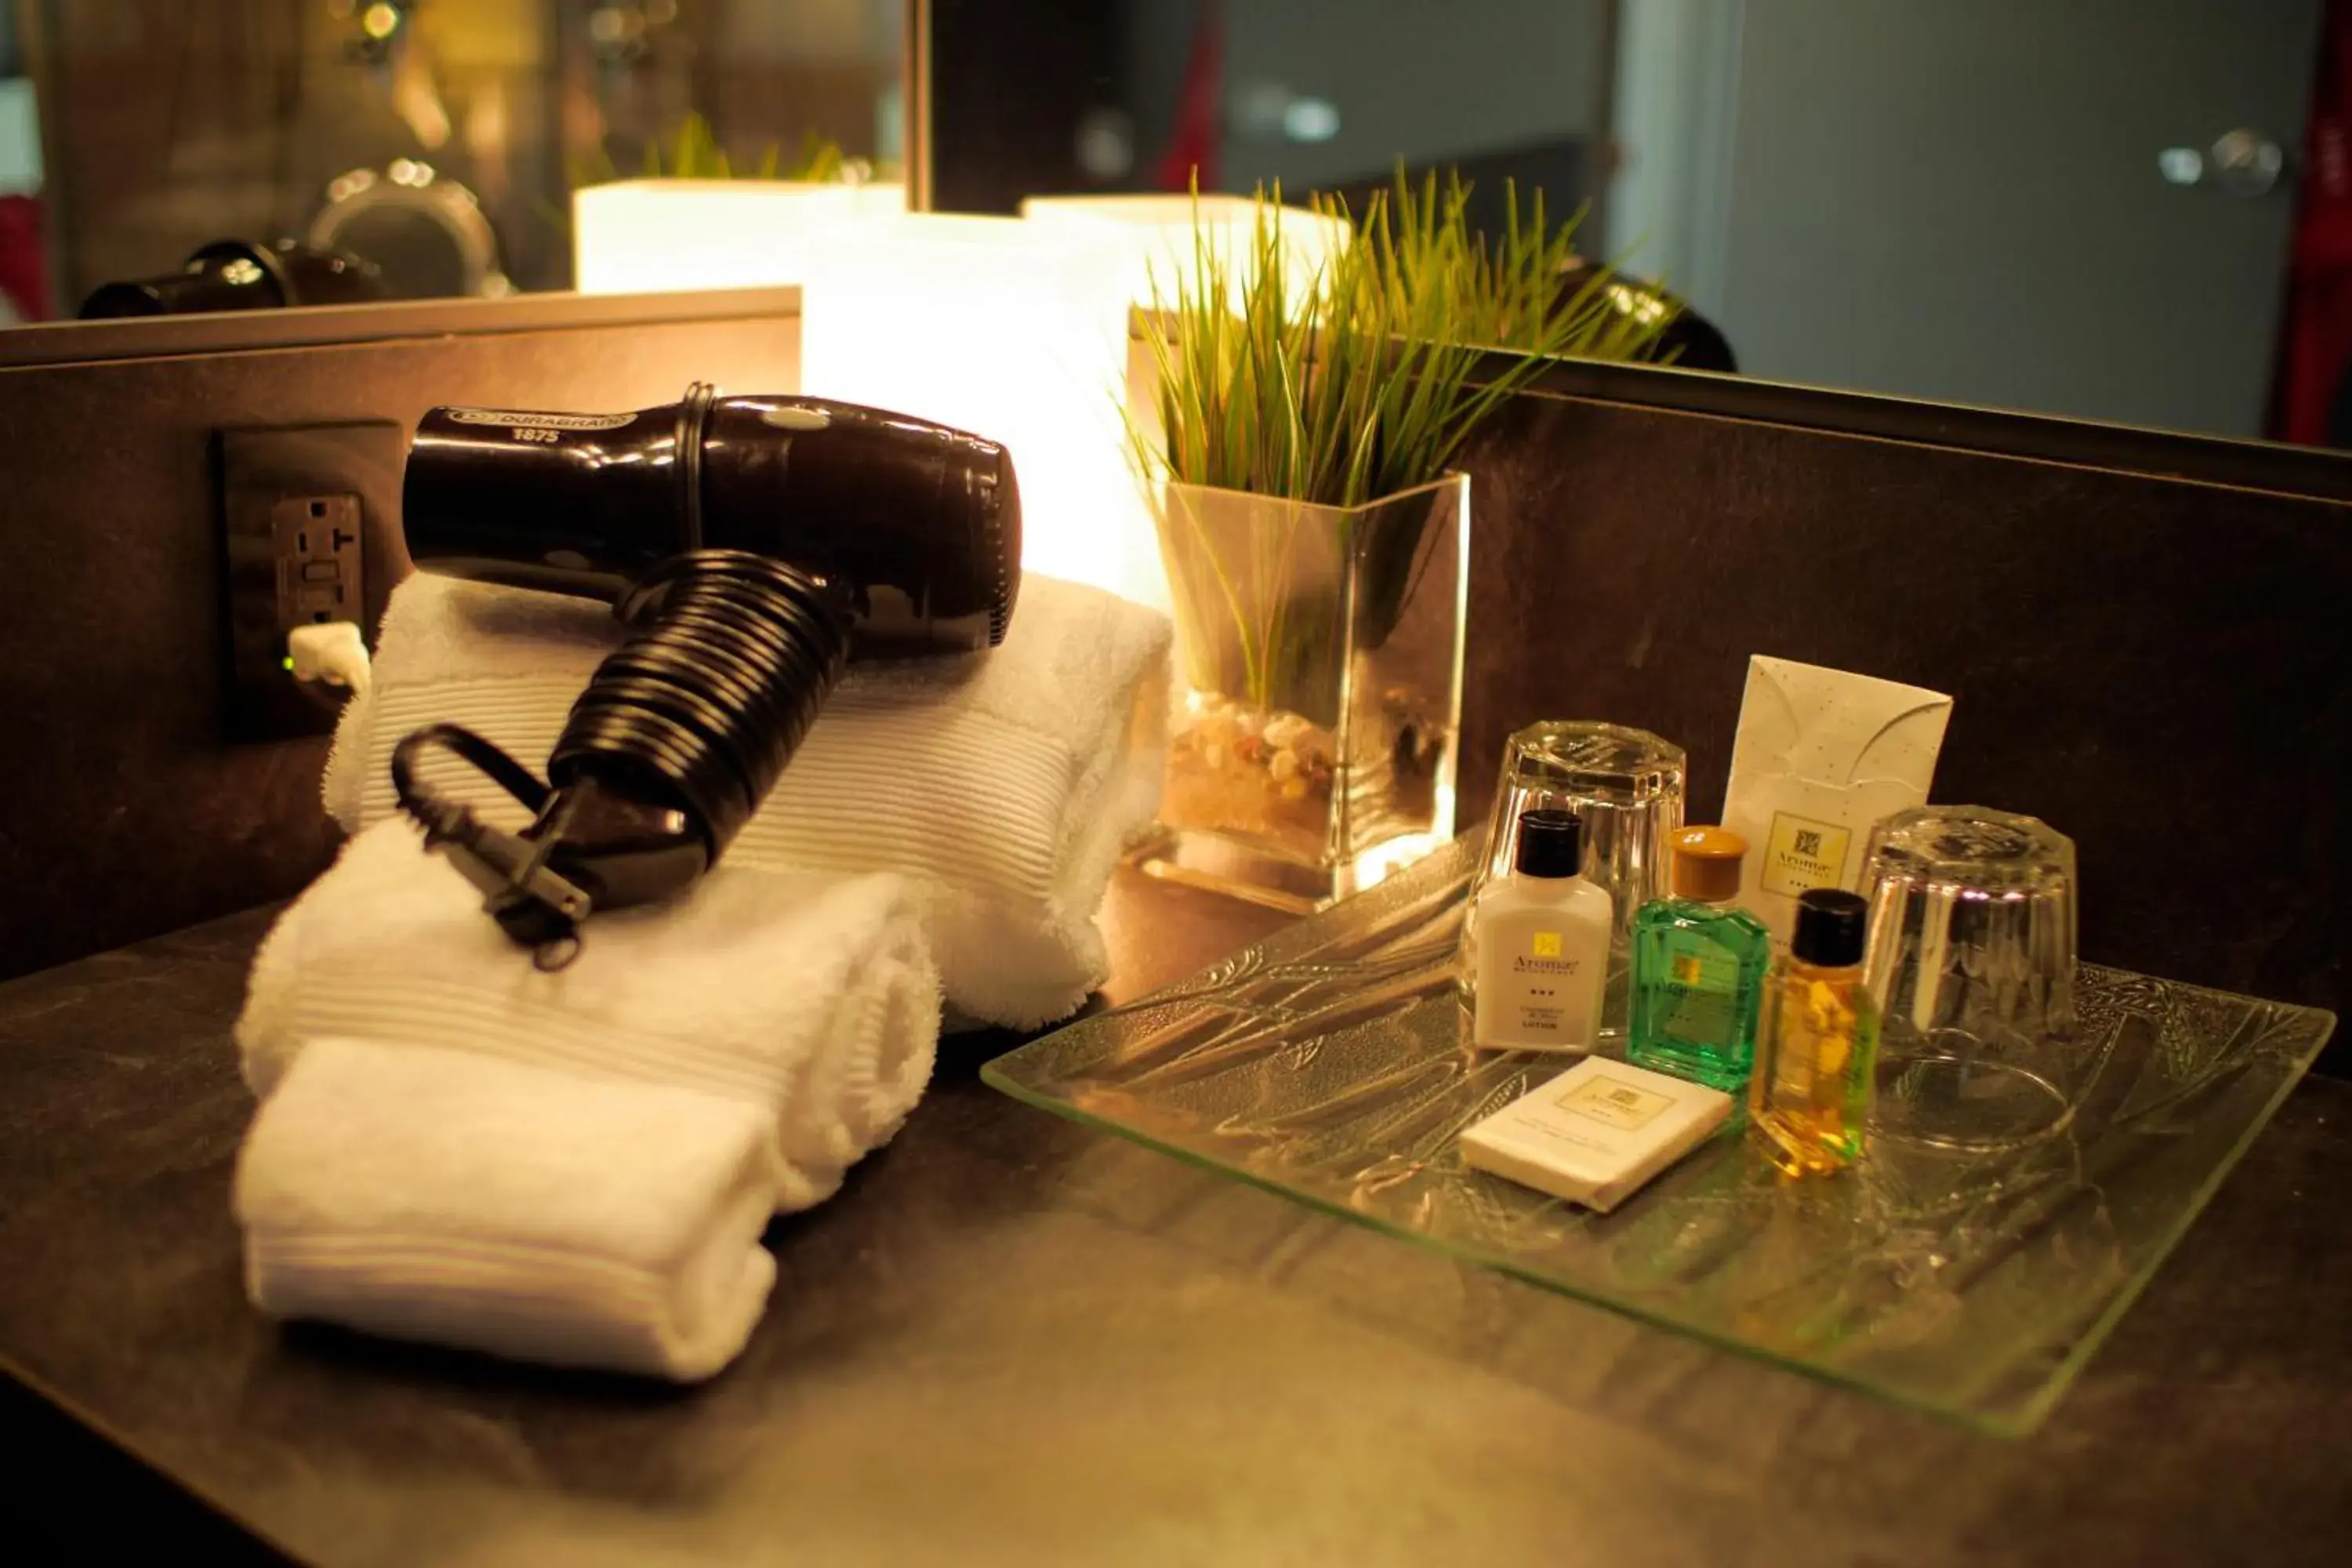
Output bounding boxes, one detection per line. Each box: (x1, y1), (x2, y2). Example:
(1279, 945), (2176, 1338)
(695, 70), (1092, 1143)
(1791, 888), (1869, 967)
(1514, 809), (1583, 879)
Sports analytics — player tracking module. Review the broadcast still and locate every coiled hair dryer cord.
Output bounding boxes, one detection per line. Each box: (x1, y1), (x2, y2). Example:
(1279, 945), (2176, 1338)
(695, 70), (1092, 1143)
(392, 551), (853, 967)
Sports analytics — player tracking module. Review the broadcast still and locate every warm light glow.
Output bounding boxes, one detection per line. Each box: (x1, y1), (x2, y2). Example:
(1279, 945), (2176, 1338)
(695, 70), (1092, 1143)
(800, 214), (1156, 609)
(571, 180), (906, 295)
(1353, 833), (1443, 895)
(1019, 192), (1350, 318)
(1007, 196), (1353, 613)
(1606, 281), (1670, 328)
(360, 2), (401, 41)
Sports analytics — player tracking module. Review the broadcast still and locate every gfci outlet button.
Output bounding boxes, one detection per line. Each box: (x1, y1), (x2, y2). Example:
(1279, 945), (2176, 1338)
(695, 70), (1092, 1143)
(275, 494), (362, 624)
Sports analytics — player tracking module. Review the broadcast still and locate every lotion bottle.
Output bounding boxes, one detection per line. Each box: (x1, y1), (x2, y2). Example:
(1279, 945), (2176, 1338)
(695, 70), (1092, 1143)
(1472, 809), (1613, 1052)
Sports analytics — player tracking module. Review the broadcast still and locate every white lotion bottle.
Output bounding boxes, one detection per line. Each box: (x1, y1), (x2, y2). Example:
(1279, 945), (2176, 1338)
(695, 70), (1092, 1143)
(1472, 809), (1614, 1052)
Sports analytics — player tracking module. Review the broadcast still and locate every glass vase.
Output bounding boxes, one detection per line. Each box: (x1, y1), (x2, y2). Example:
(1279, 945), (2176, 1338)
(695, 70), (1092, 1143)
(1138, 473), (1469, 910)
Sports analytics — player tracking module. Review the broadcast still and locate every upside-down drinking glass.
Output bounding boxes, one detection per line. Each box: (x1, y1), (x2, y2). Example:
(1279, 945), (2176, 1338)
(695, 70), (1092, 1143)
(1858, 806), (2082, 1202)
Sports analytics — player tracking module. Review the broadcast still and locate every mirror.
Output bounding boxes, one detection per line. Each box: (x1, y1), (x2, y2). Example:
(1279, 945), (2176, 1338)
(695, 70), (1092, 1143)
(0, 0), (904, 323)
(924, 0), (2349, 451)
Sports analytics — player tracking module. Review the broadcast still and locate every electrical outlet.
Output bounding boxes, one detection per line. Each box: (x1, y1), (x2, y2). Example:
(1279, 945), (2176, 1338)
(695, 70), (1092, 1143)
(219, 421), (405, 742)
(275, 493), (364, 629)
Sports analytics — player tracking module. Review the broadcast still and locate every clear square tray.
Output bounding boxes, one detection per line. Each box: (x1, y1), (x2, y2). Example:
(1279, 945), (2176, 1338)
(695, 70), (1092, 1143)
(985, 836), (2336, 1436)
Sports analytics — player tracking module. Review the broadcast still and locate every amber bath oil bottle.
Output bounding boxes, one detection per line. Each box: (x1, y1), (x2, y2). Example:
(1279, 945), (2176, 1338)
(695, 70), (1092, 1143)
(1750, 887), (1879, 1175)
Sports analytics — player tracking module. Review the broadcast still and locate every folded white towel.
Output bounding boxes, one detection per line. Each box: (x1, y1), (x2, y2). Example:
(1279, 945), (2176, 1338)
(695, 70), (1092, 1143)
(241, 819), (941, 1211)
(322, 570), (1171, 1029)
(236, 1036), (779, 1381)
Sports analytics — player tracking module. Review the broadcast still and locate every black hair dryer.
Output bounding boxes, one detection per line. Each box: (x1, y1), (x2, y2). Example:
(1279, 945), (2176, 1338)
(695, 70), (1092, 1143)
(78, 239), (383, 318)
(392, 381), (1021, 964)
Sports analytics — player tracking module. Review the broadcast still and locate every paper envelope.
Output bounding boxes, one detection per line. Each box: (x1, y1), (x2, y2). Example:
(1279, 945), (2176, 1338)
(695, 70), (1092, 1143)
(1719, 655), (1952, 946)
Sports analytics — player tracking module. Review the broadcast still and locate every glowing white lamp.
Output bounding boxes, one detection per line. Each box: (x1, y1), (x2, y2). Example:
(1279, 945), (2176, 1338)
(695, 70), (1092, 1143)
(1019, 192), (1351, 317)
(572, 179), (906, 293)
(799, 212), (1160, 611)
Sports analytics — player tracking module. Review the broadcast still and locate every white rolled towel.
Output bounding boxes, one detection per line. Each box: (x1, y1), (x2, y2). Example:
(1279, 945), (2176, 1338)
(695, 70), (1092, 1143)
(236, 1036), (779, 1381)
(323, 570), (1171, 1029)
(240, 819), (941, 1212)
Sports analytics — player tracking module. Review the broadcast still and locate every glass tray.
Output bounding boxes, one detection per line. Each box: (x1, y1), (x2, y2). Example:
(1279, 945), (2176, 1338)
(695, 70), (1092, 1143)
(985, 836), (2337, 1436)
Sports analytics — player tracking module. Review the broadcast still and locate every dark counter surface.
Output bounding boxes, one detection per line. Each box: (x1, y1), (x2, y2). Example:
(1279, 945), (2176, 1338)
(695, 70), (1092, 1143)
(2, 873), (2347, 1566)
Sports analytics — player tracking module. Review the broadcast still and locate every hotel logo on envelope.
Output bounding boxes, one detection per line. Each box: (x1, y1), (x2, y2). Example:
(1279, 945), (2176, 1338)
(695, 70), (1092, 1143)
(1719, 655), (1951, 946)
(1762, 811), (1852, 898)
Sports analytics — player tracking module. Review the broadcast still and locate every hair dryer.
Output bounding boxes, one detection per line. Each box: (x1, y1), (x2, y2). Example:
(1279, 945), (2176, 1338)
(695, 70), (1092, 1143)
(391, 381), (1020, 964)
(79, 239), (383, 318)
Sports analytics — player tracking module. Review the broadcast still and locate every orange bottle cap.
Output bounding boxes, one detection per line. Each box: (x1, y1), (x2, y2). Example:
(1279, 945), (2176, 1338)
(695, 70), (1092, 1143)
(1670, 826), (1747, 902)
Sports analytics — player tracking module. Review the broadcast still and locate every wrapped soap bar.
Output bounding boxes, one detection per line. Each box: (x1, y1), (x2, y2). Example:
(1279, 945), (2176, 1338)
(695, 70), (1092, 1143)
(1459, 1058), (1733, 1213)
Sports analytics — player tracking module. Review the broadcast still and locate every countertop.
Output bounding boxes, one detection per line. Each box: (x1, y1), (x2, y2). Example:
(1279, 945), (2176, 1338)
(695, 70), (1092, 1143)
(2, 872), (2348, 1566)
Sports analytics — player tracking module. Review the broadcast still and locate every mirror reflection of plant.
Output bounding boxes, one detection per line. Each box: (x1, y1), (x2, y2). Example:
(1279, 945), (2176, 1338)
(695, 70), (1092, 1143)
(568, 115), (862, 187)
(545, 116), (882, 241)
(1132, 171), (1676, 711)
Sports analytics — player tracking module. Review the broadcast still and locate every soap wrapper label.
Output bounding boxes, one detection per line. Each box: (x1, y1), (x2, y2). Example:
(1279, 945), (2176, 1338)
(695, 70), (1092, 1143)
(1556, 1071), (1673, 1131)
(1719, 655), (1951, 947)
